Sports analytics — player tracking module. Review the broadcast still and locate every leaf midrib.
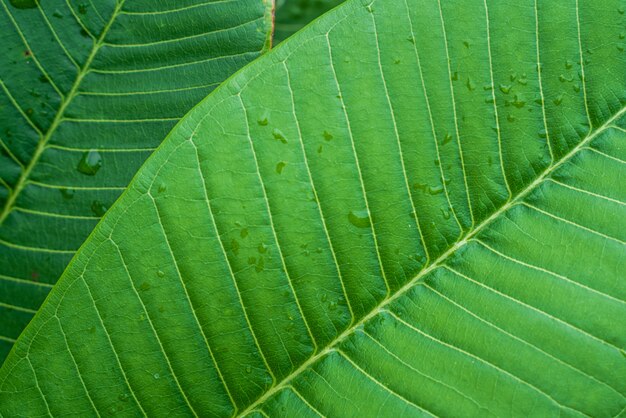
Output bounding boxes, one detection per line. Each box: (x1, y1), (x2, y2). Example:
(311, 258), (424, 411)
(0, 0), (127, 226)
(237, 105), (626, 416)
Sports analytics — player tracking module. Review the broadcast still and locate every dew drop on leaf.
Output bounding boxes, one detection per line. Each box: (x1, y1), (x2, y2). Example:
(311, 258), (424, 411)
(275, 161), (286, 174)
(9, 0), (36, 9)
(60, 188), (75, 200)
(77, 150), (102, 176)
(91, 200), (107, 217)
(348, 209), (370, 228)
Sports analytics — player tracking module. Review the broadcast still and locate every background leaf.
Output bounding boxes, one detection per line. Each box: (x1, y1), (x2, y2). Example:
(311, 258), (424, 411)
(2, 0), (625, 416)
(273, 0), (344, 43)
(0, 0), (274, 363)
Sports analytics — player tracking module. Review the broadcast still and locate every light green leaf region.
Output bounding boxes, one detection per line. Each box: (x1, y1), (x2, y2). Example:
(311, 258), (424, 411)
(273, 0), (344, 43)
(2, 0), (626, 416)
(0, 0), (274, 362)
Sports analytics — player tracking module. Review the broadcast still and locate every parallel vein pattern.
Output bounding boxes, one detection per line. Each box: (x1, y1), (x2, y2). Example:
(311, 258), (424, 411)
(1, 0), (625, 416)
(0, 0), (273, 362)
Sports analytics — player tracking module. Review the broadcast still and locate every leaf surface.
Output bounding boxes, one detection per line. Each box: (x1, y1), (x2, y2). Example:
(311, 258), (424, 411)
(274, 0), (344, 43)
(2, 0), (626, 416)
(0, 0), (274, 362)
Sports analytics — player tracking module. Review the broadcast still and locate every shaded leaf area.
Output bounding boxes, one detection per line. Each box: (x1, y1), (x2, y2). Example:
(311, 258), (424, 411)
(1, 0), (626, 416)
(274, 0), (344, 43)
(0, 0), (274, 362)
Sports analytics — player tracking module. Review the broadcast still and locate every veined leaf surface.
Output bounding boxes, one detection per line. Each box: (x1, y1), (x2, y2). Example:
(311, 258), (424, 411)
(0, 0), (274, 362)
(2, 0), (626, 416)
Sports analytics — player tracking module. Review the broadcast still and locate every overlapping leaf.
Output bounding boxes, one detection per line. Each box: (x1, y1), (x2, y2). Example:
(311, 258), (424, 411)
(1, 0), (625, 416)
(0, 0), (274, 362)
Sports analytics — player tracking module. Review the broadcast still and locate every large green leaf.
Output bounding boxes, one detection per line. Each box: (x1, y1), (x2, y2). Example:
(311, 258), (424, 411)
(0, 0), (274, 362)
(273, 0), (344, 43)
(2, 0), (626, 415)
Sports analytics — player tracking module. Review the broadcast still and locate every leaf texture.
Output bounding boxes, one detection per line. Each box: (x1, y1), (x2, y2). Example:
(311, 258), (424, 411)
(1, 0), (626, 416)
(0, 0), (274, 363)
(274, 0), (344, 43)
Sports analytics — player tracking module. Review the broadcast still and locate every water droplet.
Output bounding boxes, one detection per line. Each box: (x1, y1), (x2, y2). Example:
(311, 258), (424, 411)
(487, 156), (494, 166)
(60, 188), (75, 200)
(559, 74), (573, 83)
(511, 95), (526, 108)
(620, 32), (625, 40)
(272, 129), (288, 144)
(572, 83), (581, 92)
(90, 200), (107, 217)
(255, 257), (265, 273)
(517, 76), (528, 86)
(157, 270), (165, 278)
(247, 256), (256, 265)
(499, 84), (512, 94)
(553, 94), (563, 106)
(246, 366), (252, 373)
(240, 228), (249, 239)
(157, 183), (167, 193)
(366, 4), (373, 13)
(484, 97), (495, 104)
(440, 208), (451, 220)
(618, 7), (625, 14)
(320, 293), (328, 302)
(507, 114), (516, 123)
(483, 84), (493, 91)
(323, 130), (333, 141)
(451, 72), (459, 81)
(78, 3), (88, 14)
(509, 73), (517, 82)
(153, 373), (160, 379)
(618, 44), (625, 52)
(317, 145), (323, 154)
(257, 113), (269, 126)
(565, 59), (573, 69)
(328, 300), (338, 311)
(466, 77), (475, 91)
(258, 243), (267, 254)
(434, 158), (440, 166)
(538, 129), (547, 139)
(9, 0), (36, 8)
(428, 185), (444, 195)
(77, 150), (102, 176)
(407, 35), (415, 44)
(394, 58), (401, 65)
(348, 209), (370, 228)
(442, 133), (453, 145)
(53, 9), (63, 18)
(139, 282), (150, 291)
(275, 161), (286, 174)
(231, 239), (240, 255)
(118, 393), (129, 402)
(463, 40), (470, 49)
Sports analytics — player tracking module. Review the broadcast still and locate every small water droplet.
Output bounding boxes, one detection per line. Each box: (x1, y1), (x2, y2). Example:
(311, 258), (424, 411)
(78, 3), (88, 14)
(272, 129), (288, 144)
(463, 40), (470, 49)
(618, 44), (625, 52)
(466, 77), (475, 91)
(275, 161), (286, 174)
(77, 150), (102, 176)
(53, 9), (63, 18)
(231, 239), (240, 255)
(428, 185), (444, 195)
(157, 270), (165, 278)
(451, 72), (459, 81)
(499, 84), (512, 94)
(118, 393), (129, 402)
(565, 59), (573, 69)
(323, 130), (333, 141)
(247, 256), (256, 265)
(619, 32), (625, 40)
(240, 228), (249, 239)
(553, 94), (563, 106)
(407, 35), (415, 44)
(91, 200), (107, 217)
(257, 113), (269, 126)
(317, 145), (323, 154)
(442, 133), (453, 145)
(157, 183), (166, 193)
(572, 83), (581, 92)
(507, 114), (516, 123)
(255, 257), (265, 273)
(348, 209), (370, 228)
(258, 243), (267, 254)
(153, 373), (160, 379)
(618, 7), (625, 15)
(246, 366), (252, 373)
(483, 84), (493, 91)
(509, 73), (517, 82)
(139, 282), (150, 291)
(440, 207), (451, 220)
(60, 188), (75, 200)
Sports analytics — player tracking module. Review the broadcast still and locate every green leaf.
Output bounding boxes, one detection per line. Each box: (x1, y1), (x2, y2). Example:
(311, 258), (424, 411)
(3, 0), (626, 415)
(273, 0), (344, 43)
(0, 0), (274, 362)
